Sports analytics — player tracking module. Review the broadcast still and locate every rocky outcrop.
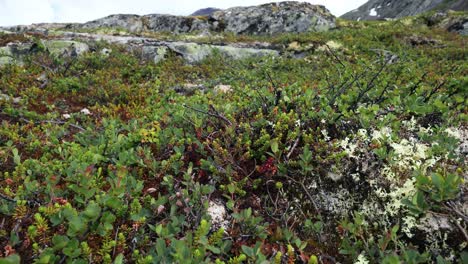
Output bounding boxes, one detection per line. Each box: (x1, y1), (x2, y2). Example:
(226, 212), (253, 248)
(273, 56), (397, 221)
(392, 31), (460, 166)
(0, 40), (89, 66)
(426, 12), (468, 35)
(0, 32), (279, 66)
(81, 14), (145, 32)
(210, 2), (335, 34)
(1, 2), (336, 36)
(341, 0), (467, 21)
(78, 1), (335, 35)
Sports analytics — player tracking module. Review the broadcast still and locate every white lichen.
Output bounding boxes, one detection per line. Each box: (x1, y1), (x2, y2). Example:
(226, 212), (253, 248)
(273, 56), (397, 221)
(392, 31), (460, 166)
(207, 200), (228, 231)
(80, 108), (91, 115)
(355, 253), (370, 264)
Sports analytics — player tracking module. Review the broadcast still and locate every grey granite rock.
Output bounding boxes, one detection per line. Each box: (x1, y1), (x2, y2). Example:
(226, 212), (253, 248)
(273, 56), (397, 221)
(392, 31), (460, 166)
(210, 1), (335, 34)
(77, 1), (335, 35)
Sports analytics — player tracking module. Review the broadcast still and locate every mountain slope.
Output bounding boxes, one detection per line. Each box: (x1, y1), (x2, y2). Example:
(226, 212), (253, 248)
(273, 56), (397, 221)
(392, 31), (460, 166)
(342, 0), (467, 20)
(190, 7), (221, 16)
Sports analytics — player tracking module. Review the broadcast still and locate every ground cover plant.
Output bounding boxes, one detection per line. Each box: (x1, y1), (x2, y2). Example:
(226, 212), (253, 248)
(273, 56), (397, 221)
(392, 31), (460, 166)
(0, 15), (467, 263)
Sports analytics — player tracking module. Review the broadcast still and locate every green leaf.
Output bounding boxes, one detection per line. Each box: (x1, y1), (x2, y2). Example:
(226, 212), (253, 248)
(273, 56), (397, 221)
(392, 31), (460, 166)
(431, 173), (445, 190)
(0, 254), (20, 264)
(460, 251), (468, 264)
(67, 216), (86, 236)
(12, 148), (21, 165)
(63, 239), (81, 258)
(436, 256), (450, 264)
(271, 139), (279, 154)
(207, 245), (221, 254)
(155, 224), (163, 235)
(83, 202), (101, 221)
(105, 197), (121, 210)
(114, 253), (124, 264)
(391, 225), (399, 241)
(52, 235), (70, 250)
(241, 245), (255, 257)
(382, 255), (401, 264)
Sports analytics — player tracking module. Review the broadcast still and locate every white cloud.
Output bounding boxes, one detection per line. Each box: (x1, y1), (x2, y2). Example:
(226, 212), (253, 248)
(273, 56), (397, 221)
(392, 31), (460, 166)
(0, 0), (368, 26)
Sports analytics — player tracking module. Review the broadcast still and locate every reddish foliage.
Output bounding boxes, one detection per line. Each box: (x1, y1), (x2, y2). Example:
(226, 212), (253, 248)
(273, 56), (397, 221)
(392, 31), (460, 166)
(258, 157), (278, 176)
(52, 197), (68, 205)
(4, 178), (14, 185)
(4, 245), (15, 257)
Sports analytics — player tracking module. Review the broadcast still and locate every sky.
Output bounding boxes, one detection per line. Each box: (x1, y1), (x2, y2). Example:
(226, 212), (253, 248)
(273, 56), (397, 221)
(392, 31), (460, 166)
(0, 0), (368, 27)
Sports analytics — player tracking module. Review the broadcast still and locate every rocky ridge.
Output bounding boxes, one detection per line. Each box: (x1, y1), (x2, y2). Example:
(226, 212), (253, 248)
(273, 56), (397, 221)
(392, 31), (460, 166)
(18, 1), (335, 36)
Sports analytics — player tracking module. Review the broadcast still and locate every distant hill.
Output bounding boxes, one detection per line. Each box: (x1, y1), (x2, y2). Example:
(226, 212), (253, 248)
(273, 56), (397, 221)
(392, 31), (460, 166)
(342, 0), (468, 20)
(190, 7), (222, 16)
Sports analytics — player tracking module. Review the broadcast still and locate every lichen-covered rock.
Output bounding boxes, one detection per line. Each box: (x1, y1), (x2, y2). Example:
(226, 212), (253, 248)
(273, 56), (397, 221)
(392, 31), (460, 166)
(0, 39), (89, 66)
(77, 1), (335, 35)
(0, 43), (32, 66)
(81, 14), (145, 33)
(144, 14), (211, 34)
(166, 42), (279, 63)
(211, 2), (335, 34)
(42, 40), (89, 56)
(141, 46), (169, 64)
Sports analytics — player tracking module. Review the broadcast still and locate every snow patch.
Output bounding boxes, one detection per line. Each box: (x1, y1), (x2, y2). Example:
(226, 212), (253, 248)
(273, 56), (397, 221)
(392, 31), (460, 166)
(369, 8), (378, 16)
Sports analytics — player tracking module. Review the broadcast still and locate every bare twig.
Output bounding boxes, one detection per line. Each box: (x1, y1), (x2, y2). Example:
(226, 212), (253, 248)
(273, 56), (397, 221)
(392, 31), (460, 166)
(445, 202), (468, 223)
(265, 71), (282, 106)
(112, 226), (120, 258)
(283, 175), (321, 217)
(451, 217), (468, 242)
(20, 118), (85, 131)
(286, 136), (300, 160)
(32, 60), (56, 74)
(0, 193), (16, 203)
(183, 104), (233, 126)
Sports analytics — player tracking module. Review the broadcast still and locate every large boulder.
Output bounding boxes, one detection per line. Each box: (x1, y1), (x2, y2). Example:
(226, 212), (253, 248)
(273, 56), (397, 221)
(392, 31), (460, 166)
(0, 38), (89, 66)
(42, 40), (89, 56)
(210, 2), (336, 34)
(0, 42), (32, 66)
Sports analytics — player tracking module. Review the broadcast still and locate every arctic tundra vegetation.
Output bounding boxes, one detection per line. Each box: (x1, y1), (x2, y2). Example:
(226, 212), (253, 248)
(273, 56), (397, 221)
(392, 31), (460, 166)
(0, 1), (467, 263)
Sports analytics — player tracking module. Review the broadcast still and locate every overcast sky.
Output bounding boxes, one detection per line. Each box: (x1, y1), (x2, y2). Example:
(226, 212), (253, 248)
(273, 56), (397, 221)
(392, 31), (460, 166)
(0, 0), (367, 26)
